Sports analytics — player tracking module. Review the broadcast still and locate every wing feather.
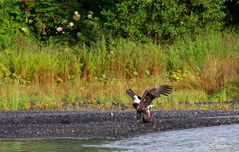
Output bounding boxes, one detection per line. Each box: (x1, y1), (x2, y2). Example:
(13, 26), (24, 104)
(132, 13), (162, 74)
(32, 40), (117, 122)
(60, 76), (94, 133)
(140, 85), (172, 108)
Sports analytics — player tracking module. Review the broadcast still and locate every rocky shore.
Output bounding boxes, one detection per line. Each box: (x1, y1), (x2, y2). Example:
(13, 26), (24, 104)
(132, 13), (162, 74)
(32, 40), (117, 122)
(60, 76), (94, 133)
(1, 110), (239, 140)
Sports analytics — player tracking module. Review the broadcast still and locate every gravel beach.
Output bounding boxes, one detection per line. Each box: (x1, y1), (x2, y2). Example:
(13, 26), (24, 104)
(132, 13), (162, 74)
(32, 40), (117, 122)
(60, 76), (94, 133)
(1, 110), (239, 140)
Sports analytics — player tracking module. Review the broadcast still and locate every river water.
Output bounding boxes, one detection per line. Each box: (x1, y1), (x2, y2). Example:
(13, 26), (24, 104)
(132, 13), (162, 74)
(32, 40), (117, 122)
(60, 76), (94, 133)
(1, 124), (239, 152)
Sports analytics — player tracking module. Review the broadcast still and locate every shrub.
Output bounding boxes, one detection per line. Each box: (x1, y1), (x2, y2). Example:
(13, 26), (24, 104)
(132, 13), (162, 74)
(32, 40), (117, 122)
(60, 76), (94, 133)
(1, 0), (227, 45)
(102, 0), (225, 42)
(0, 1), (25, 49)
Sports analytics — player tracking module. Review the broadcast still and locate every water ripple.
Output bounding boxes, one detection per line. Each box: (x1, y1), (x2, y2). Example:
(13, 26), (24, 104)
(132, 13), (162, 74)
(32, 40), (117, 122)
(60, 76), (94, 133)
(98, 124), (239, 152)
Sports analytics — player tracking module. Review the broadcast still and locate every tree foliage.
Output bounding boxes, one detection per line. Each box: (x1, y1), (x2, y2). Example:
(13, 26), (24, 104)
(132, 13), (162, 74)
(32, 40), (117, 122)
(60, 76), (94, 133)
(0, 0), (237, 47)
(102, 0), (226, 42)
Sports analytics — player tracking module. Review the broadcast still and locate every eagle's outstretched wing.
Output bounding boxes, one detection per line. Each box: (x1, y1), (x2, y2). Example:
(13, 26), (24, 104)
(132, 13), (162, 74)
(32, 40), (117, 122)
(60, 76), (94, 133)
(140, 85), (172, 108)
(126, 89), (142, 100)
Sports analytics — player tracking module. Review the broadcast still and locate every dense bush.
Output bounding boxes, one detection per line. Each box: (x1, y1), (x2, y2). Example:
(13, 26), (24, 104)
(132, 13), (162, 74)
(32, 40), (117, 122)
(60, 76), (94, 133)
(102, 0), (225, 42)
(0, 0), (102, 47)
(0, 0), (238, 46)
(0, 1), (24, 49)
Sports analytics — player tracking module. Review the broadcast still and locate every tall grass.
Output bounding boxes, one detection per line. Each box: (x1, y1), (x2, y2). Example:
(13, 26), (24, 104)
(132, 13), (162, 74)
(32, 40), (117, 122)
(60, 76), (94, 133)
(0, 31), (239, 110)
(167, 30), (239, 93)
(0, 36), (167, 83)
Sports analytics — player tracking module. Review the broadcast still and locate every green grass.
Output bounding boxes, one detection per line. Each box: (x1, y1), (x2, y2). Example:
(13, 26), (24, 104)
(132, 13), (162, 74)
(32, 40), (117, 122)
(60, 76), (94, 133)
(0, 31), (239, 110)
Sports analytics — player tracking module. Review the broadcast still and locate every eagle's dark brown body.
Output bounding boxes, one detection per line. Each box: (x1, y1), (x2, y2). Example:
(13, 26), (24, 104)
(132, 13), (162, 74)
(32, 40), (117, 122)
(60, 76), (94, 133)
(126, 85), (172, 123)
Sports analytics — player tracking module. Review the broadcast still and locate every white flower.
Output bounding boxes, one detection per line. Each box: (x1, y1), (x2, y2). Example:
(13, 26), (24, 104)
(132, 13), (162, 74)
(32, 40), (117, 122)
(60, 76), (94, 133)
(69, 22), (74, 27)
(56, 27), (63, 32)
(73, 14), (80, 21)
(74, 11), (79, 15)
(87, 14), (92, 19)
(77, 32), (82, 37)
(181, 21), (184, 24)
(87, 11), (93, 19)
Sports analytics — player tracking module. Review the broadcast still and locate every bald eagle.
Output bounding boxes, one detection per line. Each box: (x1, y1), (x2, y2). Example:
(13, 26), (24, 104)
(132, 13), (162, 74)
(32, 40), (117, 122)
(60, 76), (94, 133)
(126, 85), (172, 123)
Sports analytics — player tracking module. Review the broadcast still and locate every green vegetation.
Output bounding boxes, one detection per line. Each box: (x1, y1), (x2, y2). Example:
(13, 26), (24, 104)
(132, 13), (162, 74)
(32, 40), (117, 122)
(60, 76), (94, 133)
(0, 31), (239, 110)
(0, 0), (228, 47)
(0, 1), (239, 110)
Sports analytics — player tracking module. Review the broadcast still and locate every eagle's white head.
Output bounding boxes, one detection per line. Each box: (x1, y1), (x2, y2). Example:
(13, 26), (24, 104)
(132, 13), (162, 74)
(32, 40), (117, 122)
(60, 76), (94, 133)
(133, 95), (141, 104)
